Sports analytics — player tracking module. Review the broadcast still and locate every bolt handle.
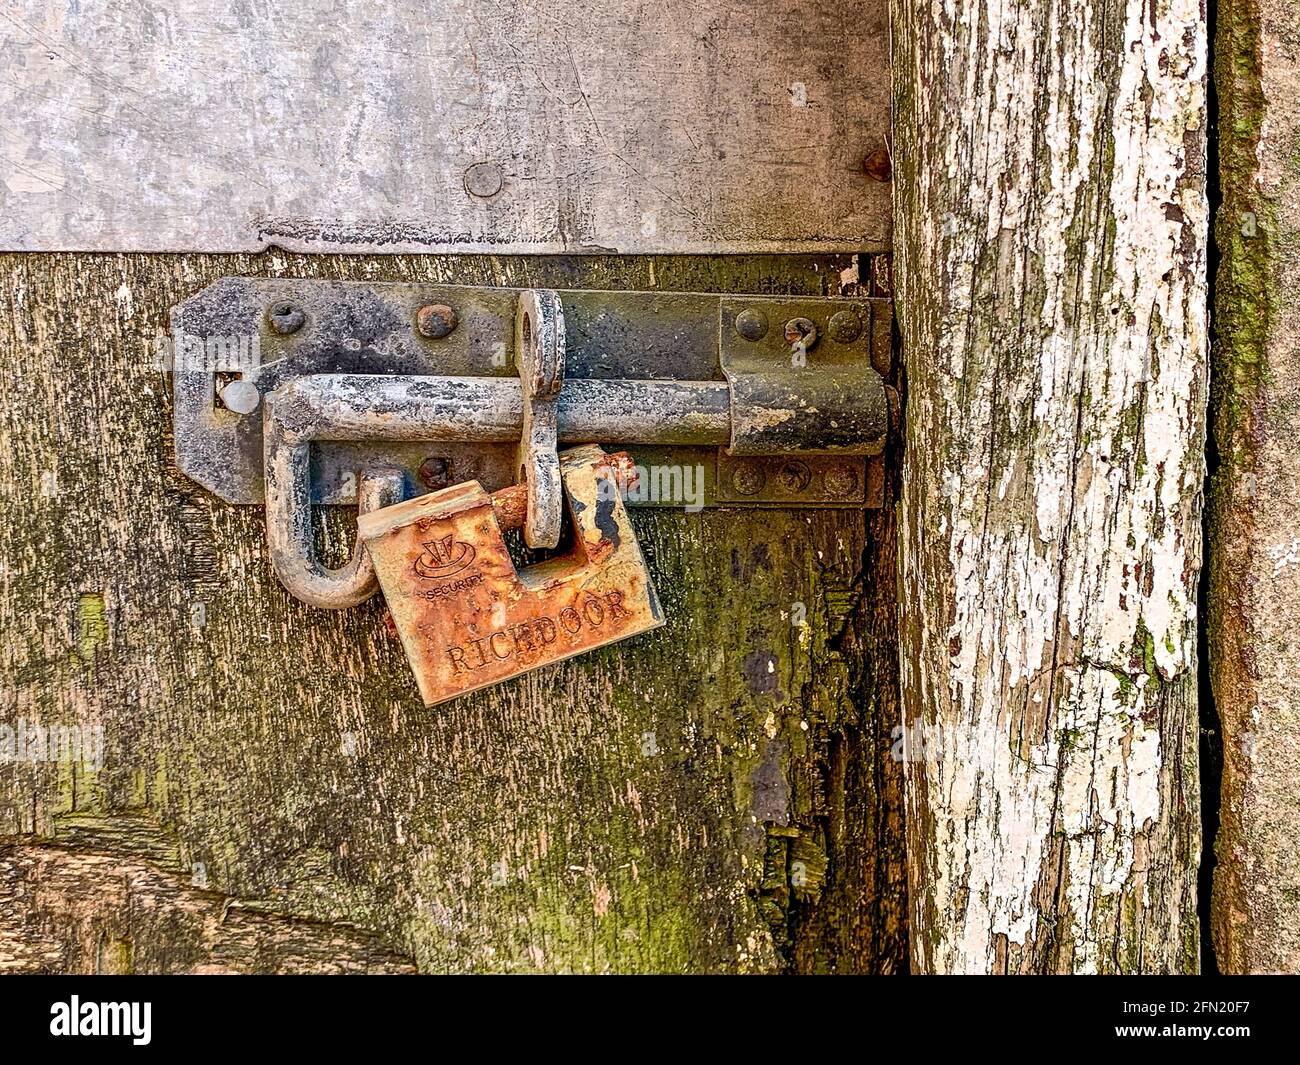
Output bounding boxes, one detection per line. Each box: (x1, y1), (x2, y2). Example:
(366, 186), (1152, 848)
(515, 289), (566, 549)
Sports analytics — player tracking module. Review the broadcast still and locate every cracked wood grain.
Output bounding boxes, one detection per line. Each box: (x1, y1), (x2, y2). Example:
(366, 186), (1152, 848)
(893, 0), (1208, 972)
(0, 251), (905, 974)
(0, 839), (417, 974)
(0, 0), (890, 254)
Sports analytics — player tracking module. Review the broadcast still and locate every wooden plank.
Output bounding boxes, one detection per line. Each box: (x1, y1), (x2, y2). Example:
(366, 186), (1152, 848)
(892, 0), (1208, 972)
(0, 838), (416, 974)
(0, 251), (905, 973)
(1208, 0), (1300, 974)
(0, 0), (890, 254)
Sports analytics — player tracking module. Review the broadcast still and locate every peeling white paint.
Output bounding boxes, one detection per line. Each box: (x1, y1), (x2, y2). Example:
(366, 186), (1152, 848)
(1267, 537), (1300, 575)
(839, 255), (861, 292)
(896, 0), (1207, 973)
(113, 282), (134, 319)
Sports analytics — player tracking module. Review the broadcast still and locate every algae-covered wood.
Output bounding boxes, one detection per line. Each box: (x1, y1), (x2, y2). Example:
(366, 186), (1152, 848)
(0, 252), (904, 973)
(1209, 0), (1300, 975)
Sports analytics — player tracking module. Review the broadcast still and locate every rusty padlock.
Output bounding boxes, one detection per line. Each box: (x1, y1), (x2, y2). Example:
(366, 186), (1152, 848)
(357, 445), (663, 705)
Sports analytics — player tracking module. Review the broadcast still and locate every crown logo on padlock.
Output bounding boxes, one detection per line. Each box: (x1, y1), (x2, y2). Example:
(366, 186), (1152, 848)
(414, 535), (477, 580)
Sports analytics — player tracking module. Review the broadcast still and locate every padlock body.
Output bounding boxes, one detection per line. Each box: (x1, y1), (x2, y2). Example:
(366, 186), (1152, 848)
(359, 446), (663, 706)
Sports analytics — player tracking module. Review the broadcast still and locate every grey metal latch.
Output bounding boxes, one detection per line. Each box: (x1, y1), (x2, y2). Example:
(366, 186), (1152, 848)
(170, 280), (894, 608)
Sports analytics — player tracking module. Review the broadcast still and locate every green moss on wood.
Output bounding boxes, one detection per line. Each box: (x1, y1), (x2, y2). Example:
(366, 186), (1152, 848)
(1211, 1), (1276, 473)
(0, 250), (905, 974)
(75, 592), (108, 662)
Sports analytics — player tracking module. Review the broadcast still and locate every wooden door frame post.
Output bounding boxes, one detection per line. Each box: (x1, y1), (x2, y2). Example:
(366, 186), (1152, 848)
(891, 0), (1209, 972)
(1209, 0), (1300, 975)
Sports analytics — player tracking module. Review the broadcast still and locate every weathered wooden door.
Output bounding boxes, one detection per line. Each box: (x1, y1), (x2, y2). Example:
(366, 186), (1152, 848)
(16, 0), (1282, 982)
(0, 1), (905, 972)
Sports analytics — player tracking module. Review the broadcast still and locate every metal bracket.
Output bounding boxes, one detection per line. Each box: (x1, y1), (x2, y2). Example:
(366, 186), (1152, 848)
(170, 279), (893, 607)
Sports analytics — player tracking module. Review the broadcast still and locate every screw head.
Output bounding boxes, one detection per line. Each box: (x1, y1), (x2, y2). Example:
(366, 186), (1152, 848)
(416, 303), (458, 339)
(863, 147), (892, 183)
(784, 317), (818, 351)
(730, 463), (765, 497)
(824, 465), (859, 498)
(418, 456), (451, 491)
(734, 308), (769, 342)
(267, 301), (305, 335)
(776, 460), (813, 493)
(464, 161), (504, 198)
(827, 309), (863, 344)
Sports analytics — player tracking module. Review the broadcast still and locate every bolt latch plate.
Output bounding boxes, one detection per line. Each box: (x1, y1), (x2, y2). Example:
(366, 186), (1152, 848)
(170, 279), (892, 511)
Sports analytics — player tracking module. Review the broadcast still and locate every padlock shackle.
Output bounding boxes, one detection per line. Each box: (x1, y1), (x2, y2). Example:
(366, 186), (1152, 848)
(263, 375), (729, 608)
(489, 453), (638, 534)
